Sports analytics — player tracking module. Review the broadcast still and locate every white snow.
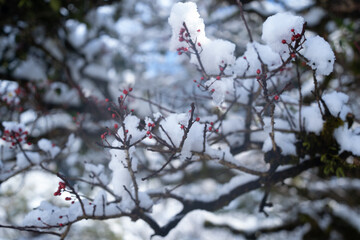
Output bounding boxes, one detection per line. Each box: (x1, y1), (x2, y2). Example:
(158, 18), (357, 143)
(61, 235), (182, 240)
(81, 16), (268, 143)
(262, 118), (297, 155)
(262, 12), (305, 57)
(169, 2), (236, 74)
(303, 35), (335, 76)
(0, 80), (20, 104)
(168, 2), (207, 51)
(322, 91), (350, 119)
(16, 151), (41, 168)
(38, 138), (61, 159)
(334, 124), (360, 156)
(299, 105), (324, 134)
(193, 39), (236, 75)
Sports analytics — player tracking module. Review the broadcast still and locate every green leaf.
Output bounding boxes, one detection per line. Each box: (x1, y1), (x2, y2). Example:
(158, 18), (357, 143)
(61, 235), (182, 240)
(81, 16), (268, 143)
(50, 0), (61, 12)
(336, 167), (345, 177)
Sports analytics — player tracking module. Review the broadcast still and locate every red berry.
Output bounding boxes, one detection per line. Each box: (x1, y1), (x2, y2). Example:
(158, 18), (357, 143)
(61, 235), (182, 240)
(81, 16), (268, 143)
(281, 39), (287, 44)
(152, 123), (155, 127)
(180, 125), (184, 129)
(114, 124), (119, 129)
(125, 130), (128, 133)
(193, 80), (197, 83)
(291, 53), (296, 58)
(195, 117), (200, 122)
(197, 29), (200, 32)
(148, 123), (152, 127)
(211, 89), (215, 93)
(123, 89), (128, 95)
(291, 28), (295, 32)
(59, 216), (63, 219)
(197, 42), (201, 47)
(129, 87), (133, 92)
(120, 95), (124, 99)
(216, 76), (220, 80)
(148, 134), (153, 139)
(112, 114), (115, 119)
(210, 122), (214, 125)
(105, 98), (109, 102)
(65, 197), (71, 201)
(274, 95), (279, 101)
(208, 127), (213, 131)
(38, 217), (41, 221)
(291, 36), (295, 41)
(146, 130), (150, 135)
(101, 134), (105, 140)
(256, 69), (261, 75)
(201, 77), (204, 80)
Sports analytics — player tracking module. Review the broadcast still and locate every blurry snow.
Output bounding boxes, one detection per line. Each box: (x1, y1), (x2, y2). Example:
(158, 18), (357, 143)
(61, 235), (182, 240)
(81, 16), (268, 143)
(115, 18), (144, 37)
(334, 124), (360, 156)
(66, 20), (87, 48)
(38, 138), (60, 159)
(13, 57), (47, 81)
(0, 80), (20, 104)
(304, 7), (326, 27)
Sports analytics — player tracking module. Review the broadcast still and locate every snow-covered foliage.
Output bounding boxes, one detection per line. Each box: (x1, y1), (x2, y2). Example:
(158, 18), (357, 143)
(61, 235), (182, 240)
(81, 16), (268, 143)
(1, 0), (359, 239)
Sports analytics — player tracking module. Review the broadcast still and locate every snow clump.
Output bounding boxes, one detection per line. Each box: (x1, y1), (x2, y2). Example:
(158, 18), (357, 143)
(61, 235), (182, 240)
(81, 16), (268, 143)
(303, 36), (335, 76)
(262, 12), (305, 57)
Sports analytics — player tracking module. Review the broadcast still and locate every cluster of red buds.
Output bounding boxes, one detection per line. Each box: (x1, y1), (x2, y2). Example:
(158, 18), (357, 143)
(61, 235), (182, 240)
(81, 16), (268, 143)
(281, 28), (303, 45)
(208, 121), (219, 133)
(177, 24), (202, 55)
(178, 27), (189, 43)
(176, 46), (188, 55)
(106, 87), (134, 119)
(281, 28), (304, 58)
(54, 182), (66, 196)
(2, 127), (30, 146)
(146, 122), (156, 139)
(100, 131), (110, 140)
